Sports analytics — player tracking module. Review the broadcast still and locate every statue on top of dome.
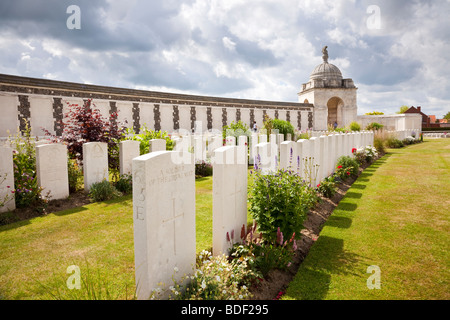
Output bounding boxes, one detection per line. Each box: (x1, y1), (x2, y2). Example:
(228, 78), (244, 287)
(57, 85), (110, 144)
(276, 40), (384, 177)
(322, 46), (328, 63)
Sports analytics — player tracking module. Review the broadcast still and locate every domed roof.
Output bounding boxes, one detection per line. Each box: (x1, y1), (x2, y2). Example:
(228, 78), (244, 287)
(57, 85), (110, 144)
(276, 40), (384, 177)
(310, 62), (343, 81)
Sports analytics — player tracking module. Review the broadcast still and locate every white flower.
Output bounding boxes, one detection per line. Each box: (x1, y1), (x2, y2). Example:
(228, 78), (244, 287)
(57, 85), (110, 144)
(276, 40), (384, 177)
(201, 280), (206, 289)
(174, 267), (179, 273)
(216, 276), (221, 282)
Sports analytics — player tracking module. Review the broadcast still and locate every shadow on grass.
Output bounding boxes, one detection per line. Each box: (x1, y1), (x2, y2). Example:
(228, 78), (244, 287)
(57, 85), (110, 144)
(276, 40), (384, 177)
(345, 191), (362, 199)
(337, 201), (358, 212)
(287, 236), (367, 300)
(326, 216), (352, 229)
(53, 206), (89, 217)
(351, 184), (366, 190)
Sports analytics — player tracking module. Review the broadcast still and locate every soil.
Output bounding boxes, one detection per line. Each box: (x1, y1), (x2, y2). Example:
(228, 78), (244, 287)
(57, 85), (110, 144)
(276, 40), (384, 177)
(249, 154), (383, 300)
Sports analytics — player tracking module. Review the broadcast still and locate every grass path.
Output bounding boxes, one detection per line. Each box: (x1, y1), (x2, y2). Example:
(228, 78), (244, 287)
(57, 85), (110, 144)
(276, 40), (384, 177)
(283, 139), (450, 300)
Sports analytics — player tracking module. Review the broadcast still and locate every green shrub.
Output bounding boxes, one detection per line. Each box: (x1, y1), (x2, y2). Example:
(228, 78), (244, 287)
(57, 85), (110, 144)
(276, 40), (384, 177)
(374, 137), (386, 154)
(114, 174), (132, 194)
(366, 122), (384, 131)
(151, 250), (258, 300)
(88, 180), (122, 202)
(349, 121), (361, 131)
(386, 137), (404, 148)
(68, 158), (83, 193)
(271, 119), (295, 140)
(336, 156), (359, 179)
(229, 224), (297, 278)
(125, 125), (174, 155)
(317, 175), (337, 198)
(222, 120), (251, 140)
(248, 168), (318, 243)
(195, 160), (213, 178)
(8, 122), (48, 210)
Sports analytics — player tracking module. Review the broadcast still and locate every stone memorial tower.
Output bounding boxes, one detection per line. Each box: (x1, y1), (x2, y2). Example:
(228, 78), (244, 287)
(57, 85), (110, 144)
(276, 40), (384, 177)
(298, 46), (357, 130)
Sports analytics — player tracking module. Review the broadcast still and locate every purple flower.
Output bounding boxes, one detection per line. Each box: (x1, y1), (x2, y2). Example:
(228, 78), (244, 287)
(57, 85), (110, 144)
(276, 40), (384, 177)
(276, 227), (283, 246)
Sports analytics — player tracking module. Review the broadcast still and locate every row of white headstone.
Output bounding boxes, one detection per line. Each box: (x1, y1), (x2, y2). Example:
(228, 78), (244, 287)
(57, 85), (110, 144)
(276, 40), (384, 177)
(385, 129), (421, 140)
(422, 132), (449, 139)
(0, 139), (168, 213)
(132, 130), (375, 299)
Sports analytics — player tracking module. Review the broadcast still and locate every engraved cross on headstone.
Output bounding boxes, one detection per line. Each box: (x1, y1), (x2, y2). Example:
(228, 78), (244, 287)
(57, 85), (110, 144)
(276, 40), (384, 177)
(162, 195), (185, 255)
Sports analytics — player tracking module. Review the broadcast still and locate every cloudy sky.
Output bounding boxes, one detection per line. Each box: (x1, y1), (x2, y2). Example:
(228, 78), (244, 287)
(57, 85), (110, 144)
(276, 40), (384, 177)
(1, 0), (449, 117)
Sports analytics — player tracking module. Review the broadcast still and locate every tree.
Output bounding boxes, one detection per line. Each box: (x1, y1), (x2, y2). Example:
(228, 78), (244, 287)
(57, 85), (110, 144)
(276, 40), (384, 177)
(444, 111), (450, 120)
(397, 105), (409, 114)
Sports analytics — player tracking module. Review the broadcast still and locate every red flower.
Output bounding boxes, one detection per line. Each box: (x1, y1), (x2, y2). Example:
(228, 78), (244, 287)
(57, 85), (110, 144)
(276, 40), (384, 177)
(317, 184), (321, 187)
(337, 165), (343, 169)
(346, 171), (350, 175)
(352, 148), (357, 153)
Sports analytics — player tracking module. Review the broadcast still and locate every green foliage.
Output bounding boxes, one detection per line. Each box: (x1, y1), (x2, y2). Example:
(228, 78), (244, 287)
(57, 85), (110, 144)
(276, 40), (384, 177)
(366, 122), (384, 131)
(8, 122), (48, 210)
(195, 160), (213, 178)
(113, 174), (132, 194)
(317, 175), (337, 198)
(349, 121), (361, 132)
(385, 137), (404, 148)
(444, 111), (450, 120)
(248, 168), (318, 243)
(125, 125), (174, 155)
(397, 105), (409, 114)
(271, 119), (295, 140)
(151, 250), (257, 300)
(336, 156), (359, 179)
(296, 131), (311, 140)
(262, 114), (274, 136)
(228, 224), (297, 278)
(353, 146), (379, 166)
(67, 158), (83, 193)
(365, 111), (384, 115)
(88, 180), (122, 202)
(222, 120), (250, 140)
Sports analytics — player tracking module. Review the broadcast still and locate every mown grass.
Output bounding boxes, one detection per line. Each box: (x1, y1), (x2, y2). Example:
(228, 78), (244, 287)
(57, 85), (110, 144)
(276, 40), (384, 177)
(0, 175), (220, 300)
(283, 139), (450, 300)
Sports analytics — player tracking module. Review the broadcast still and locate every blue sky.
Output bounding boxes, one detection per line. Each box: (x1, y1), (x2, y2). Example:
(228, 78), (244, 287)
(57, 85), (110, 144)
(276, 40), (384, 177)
(1, 0), (449, 118)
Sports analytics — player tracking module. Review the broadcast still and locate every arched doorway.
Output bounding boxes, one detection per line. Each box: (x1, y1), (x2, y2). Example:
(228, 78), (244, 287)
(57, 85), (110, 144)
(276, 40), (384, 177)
(327, 97), (344, 128)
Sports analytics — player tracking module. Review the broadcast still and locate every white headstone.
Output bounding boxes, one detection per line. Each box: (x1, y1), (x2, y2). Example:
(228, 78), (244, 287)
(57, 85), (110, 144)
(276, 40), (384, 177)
(83, 142), (109, 192)
(255, 142), (276, 174)
(149, 139), (166, 152)
(212, 146), (248, 256)
(36, 143), (69, 200)
(133, 151), (196, 300)
(280, 141), (296, 170)
(248, 133), (258, 165)
(296, 139), (308, 177)
(0, 147), (15, 213)
(225, 136), (236, 146)
(119, 140), (141, 176)
(207, 135), (223, 159)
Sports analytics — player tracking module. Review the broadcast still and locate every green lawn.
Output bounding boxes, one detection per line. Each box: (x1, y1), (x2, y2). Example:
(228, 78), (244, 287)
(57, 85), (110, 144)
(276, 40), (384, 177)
(0, 176), (217, 300)
(283, 139), (450, 300)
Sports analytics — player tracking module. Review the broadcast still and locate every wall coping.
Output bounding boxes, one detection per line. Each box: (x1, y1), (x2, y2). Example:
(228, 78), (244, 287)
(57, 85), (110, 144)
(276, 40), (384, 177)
(0, 73), (313, 110)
